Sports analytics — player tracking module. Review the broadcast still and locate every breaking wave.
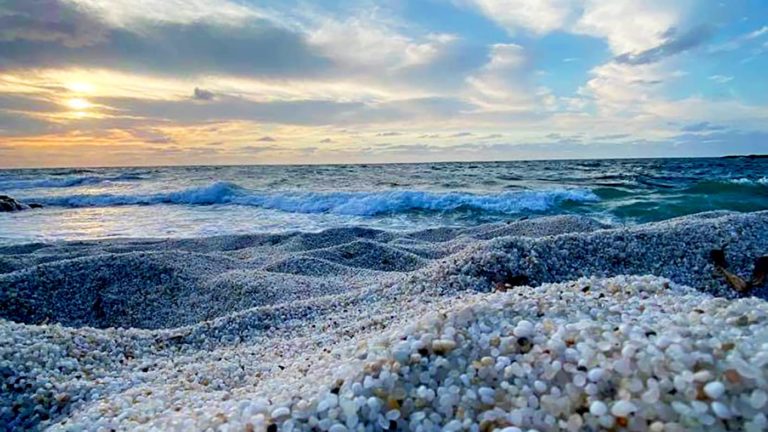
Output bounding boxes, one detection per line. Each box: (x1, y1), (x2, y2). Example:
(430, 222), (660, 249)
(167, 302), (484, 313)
(729, 177), (768, 186)
(0, 173), (144, 190)
(31, 181), (600, 216)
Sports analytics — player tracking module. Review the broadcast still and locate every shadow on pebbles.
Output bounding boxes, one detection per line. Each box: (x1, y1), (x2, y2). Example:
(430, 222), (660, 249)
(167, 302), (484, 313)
(1, 212), (767, 431)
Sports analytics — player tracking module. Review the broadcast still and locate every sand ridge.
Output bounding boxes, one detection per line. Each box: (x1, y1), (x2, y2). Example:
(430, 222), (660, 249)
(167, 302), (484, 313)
(1, 212), (767, 430)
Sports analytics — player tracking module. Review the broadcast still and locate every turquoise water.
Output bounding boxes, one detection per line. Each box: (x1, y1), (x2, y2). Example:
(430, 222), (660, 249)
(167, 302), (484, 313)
(1, 158), (766, 242)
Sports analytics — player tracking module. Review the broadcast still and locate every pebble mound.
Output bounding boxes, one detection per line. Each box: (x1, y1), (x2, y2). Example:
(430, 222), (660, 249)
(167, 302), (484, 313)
(1, 212), (767, 431)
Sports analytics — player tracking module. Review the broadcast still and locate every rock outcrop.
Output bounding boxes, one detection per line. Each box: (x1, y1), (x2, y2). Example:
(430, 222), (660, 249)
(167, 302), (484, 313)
(0, 195), (43, 212)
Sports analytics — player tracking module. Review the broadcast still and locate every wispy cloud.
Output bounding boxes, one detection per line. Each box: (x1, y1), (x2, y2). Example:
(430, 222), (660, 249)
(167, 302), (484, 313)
(746, 26), (768, 40)
(193, 87), (215, 100)
(680, 122), (725, 132)
(708, 75), (734, 84)
(594, 133), (630, 140)
(614, 25), (714, 65)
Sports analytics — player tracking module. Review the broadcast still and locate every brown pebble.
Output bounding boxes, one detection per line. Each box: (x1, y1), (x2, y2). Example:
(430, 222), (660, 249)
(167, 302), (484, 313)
(387, 397), (400, 410)
(724, 369), (743, 384)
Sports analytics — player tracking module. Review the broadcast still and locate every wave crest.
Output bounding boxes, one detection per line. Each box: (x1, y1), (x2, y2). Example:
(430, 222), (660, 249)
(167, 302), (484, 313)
(32, 182), (599, 216)
(0, 173), (143, 190)
(729, 177), (768, 186)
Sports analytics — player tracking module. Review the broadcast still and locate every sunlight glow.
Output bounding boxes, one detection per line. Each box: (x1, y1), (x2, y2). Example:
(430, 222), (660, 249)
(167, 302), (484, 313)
(67, 82), (95, 93)
(66, 98), (92, 110)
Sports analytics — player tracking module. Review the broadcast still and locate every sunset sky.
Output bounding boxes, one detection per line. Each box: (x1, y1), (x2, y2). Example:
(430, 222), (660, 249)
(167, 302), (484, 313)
(1, 0), (767, 167)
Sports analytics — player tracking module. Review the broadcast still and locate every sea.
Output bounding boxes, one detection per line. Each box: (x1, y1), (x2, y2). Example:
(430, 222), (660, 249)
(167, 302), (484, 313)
(1, 158), (766, 244)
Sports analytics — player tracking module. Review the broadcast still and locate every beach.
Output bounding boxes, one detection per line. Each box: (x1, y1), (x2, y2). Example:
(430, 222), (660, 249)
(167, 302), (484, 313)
(3, 0), (768, 429)
(2, 211), (767, 431)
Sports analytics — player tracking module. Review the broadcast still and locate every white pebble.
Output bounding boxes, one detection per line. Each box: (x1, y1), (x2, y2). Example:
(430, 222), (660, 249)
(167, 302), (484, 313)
(711, 401), (731, 419)
(750, 389), (767, 409)
(611, 400), (636, 417)
(271, 407), (290, 418)
(587, 368), (604, 382)
(703, 381), (725, 399)
(590, 401), (608, 416)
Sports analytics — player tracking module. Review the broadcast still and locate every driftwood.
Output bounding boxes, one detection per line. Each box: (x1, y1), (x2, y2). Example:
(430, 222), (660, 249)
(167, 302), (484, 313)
(710, 249), (768, 293)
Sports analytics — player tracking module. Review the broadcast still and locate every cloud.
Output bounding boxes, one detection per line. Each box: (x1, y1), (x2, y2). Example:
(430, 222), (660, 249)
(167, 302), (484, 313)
(307, 15), (457, 72)
(0, 0), (107, 48)
(480, 134), (503, 139)
(708, 24), (768, 53)
(69, 0), (263, 28)
(375, 143), (437, 153)
(145, 136), (175, 144)
(449, 132), (473, 137)
(465, 43), (534, 111)
(93, 95), (362, 125)
(708, 75), (734, 84)
(256, 136), (277, 142)
(239, 145), (281, 153)
(461, 0), (578, 35)
(0, 93), (61, 113)
(579, 60), (677, 114)
(193, 87), (215, 100)
(573, 0), (686, 54)
(319, 138), (334, 143)
(376, 131), (402, 137)
(0, 110), (59, 136)
(614, 25), (714, 65)
(464, 0), (689, 55)
(0, 1), (331, 78)
(680, 122), (725, 132)
(593, 133), (630, 140)
(747, 26), (768, 40)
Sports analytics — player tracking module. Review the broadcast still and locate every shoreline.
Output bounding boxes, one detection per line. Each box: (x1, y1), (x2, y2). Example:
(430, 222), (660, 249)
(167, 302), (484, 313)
(1, 211), (768, 430)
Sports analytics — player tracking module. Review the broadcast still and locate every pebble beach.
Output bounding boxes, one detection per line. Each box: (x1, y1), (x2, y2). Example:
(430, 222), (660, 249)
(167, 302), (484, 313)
(2, 211), (768, 431)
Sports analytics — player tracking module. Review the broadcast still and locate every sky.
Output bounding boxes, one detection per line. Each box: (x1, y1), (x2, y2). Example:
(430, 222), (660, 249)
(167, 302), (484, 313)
(0, 0), (767, 167)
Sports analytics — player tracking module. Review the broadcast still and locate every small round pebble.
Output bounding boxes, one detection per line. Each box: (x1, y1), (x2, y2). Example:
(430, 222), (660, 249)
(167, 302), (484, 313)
(704, 381), (725, 399)
(590, 401), (608, 416)
(611, 400), (637, 417)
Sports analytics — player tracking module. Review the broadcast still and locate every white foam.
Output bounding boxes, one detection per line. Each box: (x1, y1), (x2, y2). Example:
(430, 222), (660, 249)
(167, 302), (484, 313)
(0, 173), (142, 190)
(729, 177), (768, 185)
(33, 182), (600, 216)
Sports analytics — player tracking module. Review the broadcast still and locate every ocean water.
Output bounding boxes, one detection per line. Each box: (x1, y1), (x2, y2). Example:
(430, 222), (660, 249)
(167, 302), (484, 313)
(1, 158), (766, 244)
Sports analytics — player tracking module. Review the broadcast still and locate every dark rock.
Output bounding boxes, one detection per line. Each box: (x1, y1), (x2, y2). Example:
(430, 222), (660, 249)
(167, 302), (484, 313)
(710, 249), (728, 269)
(751, 256), (768, 286)
(0, 196), (41, 211)
(0, 195), (26, 212)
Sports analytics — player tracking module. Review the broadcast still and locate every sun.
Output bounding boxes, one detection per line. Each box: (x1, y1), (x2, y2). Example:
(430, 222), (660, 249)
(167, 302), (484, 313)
(66, 98), (92, 110)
